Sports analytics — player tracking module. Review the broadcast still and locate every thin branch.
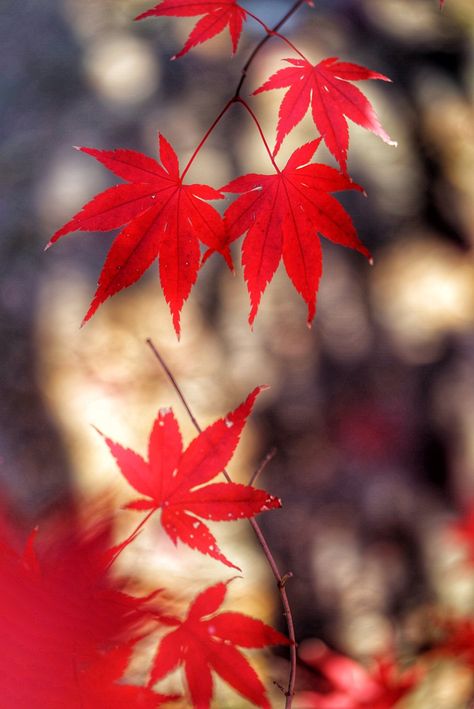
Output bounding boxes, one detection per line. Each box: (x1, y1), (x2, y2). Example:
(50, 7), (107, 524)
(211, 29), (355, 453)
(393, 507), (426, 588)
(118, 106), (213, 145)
(146, 338), (201, 434)
(248, 447), (277, 487)
(243, 7), (309, 66)
(179, 0), (309, 178)
(180, 99), (233, 181)
(146, 338), (297, 707)
(106, 507), (157, 571)
(236, 98), (281, 172)
(234, 0), (309, 99)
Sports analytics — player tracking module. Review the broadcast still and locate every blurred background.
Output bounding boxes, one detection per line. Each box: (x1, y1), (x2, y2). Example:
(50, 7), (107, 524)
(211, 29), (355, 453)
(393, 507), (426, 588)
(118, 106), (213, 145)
(1, 0), (473, 705)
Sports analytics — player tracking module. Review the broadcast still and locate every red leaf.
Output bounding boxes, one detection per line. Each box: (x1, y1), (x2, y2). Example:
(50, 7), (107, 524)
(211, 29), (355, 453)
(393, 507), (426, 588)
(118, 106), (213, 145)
(221, 140), (368, 325)
(254, 56), (395, 171)
(136, 1), (247, 58)
(150, 581), (289, 707)
(99, 387), (281, 568)
(187, 579), (228, 619)
(295, 641), (420, 709)
(208, 611), (288, 647)
(0, 516), (159, 708)
(48, 135), (228, 335)
(448, 504), (474, 565)
(78, 644), (178, 707)
(432, 617), (474, 669)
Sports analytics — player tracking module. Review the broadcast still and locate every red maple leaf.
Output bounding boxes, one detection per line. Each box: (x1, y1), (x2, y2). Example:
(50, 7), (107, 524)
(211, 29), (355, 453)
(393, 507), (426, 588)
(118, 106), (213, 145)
(0, 516), (172, 708)
(220, 138), (369, 326)
(431, 617), (474, 669)
(448, 504), (474, 565)
(136, 1), (247, 58)
(47, 134), (229, 335)
(76, 644), (178, 708)
(254, 57), (395, 171)
(295, 641), (420, 709)
(149, 580), (289, 707)
(99, 386), (281, 569)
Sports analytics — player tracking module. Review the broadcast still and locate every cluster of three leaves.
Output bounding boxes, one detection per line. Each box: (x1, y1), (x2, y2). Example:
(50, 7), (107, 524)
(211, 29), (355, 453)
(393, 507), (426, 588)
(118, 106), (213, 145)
(49, 0), (397, 333)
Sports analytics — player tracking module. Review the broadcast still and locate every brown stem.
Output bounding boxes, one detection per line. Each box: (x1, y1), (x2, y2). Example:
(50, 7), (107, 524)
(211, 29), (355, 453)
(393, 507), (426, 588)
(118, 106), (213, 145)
(145, 338), (297, 706)
(179, 0), (309, 178)
(248, 447), (277, 486)
(235, 98), (281, 172)
(234, 0), (309, 99)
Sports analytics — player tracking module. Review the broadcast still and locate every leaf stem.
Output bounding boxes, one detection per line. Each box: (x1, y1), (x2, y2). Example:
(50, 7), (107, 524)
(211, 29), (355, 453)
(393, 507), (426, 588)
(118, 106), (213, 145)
(234, 0), (309, 99)
(242, 7), (309, 71)
(180, 99), (234, 181)
(235, 98), (281, 172)
(248, 447), (277, 486)
(106, 507), (157, 570)
(145, 338), (297, 707)
(180, 0), (308, 180)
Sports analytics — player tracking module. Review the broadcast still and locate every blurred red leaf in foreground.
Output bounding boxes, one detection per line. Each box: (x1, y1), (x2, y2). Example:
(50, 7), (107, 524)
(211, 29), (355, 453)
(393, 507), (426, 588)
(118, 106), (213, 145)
(294, 640), (420, 708)
(0, 513), (174, 708)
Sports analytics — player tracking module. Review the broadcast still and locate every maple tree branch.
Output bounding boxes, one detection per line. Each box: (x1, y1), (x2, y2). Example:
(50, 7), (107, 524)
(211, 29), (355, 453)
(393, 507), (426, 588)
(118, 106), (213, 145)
(106, 507), (157, 570)
(236, 98), (280, 172)
(248, 447), (277, 486)
(180, 99), (234, 181)
(234, 0), (310, 99)
(179, 0), (308, 180)
(145, 338), (297, 707)
(242, 8), (309, 68)
(145, 338), (201, 433)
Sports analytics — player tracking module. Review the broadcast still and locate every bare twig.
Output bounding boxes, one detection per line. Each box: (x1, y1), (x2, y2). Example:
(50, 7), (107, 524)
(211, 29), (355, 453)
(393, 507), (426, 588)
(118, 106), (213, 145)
(146, 338), (297, 707)
(181, 0), (310, 178)
(234, 0), (309, 99)
(248, 447), (277, 487)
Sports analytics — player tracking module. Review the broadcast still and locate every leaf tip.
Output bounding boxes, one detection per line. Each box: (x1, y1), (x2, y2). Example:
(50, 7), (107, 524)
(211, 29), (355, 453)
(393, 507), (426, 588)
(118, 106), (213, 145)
(261, 495), (282, 512)
(91, 423), (105, 439)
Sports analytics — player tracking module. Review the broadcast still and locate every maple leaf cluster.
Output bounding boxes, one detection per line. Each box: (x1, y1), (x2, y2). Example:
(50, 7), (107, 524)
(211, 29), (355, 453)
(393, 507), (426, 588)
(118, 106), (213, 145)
(36, 1), (448, 706)
(47, 0), (398, 334)
(0, 387), (289, 708)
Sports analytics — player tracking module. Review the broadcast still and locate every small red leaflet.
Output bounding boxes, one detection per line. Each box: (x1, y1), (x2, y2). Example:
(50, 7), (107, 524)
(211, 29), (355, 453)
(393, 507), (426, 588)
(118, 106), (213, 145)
(98, 387), (280, 569)
(254, 56), (395, 172)
(47, 134), (229, 335)
(136, 1), (247, 58)
(149, 581), (289, 708)
(220, 139), (369, 326)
